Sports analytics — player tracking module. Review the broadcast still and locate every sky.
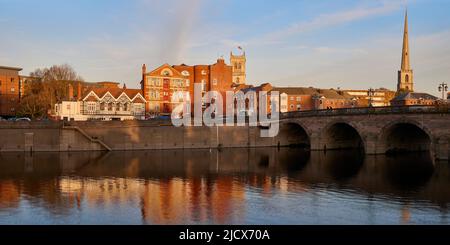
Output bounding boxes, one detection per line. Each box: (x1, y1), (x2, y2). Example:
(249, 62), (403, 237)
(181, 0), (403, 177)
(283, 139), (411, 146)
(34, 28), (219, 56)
(1, 0), (450, 96)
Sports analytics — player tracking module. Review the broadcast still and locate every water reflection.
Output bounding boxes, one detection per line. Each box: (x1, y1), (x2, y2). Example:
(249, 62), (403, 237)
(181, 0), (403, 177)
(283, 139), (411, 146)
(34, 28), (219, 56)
(0, 148), (448, 224)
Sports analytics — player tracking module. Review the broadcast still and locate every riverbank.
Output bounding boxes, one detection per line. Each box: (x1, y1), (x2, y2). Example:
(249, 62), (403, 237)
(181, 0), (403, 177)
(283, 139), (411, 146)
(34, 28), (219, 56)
(0, 121), (277, 152)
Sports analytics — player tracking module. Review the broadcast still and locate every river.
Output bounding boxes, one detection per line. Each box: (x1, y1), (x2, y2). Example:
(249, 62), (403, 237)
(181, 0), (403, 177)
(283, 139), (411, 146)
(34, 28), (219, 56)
(0, 148), (448, 224)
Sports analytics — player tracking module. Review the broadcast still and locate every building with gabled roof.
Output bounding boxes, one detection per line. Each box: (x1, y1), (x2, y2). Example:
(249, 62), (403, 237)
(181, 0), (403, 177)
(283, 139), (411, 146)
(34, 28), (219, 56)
(54, 85), (146, 121)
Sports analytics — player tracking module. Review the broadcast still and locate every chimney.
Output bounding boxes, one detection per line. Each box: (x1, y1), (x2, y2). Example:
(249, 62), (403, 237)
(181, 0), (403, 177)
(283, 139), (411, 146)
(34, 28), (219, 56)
(77, 82), (82, 101)
(68, 84), (74, 100)
(142, 64), (147, 79)
(123, 83), (127, 89)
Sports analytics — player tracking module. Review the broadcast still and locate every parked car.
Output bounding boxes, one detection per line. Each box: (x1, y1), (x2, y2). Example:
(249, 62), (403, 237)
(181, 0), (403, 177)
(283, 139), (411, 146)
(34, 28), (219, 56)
(15, 117), (31, 122)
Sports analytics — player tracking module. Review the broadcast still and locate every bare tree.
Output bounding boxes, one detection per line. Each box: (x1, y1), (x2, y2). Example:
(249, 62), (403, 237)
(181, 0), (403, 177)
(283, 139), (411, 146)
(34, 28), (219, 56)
(18, 64), (84, 118)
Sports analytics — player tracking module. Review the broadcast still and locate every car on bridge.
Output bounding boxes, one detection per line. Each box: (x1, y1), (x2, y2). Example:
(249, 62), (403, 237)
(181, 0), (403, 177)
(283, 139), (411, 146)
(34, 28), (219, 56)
(15, 117), (31, 122)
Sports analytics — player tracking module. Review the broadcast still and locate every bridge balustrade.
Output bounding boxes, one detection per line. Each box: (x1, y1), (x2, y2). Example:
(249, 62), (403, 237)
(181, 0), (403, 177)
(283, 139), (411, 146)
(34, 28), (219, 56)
(281, 105), (450, 119)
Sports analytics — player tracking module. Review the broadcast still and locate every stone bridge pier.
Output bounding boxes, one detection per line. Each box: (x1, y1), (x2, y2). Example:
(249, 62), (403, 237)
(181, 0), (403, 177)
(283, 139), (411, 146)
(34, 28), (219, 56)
(277, 110), (450, 161)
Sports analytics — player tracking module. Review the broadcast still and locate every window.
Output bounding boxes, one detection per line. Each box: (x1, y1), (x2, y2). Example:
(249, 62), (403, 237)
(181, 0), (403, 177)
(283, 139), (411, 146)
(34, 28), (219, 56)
(212, 79), (218, 86)
(201, 80), (206, 91)
(124, 103), (128, 111)
(297, 105), (301, 110)
(201, 70), (207, 75)
(290, 97), (294, 101)
(182, 71), (190, 76)
(108, 103), (113, 111)
(290, 104), (294, 109)
(100, 103), (105, 111)
(186, 79), (190, 86)
(0, 80), (2, 86)
(11, 78), (14, 83)
(296, 97), (301, 102)
(116, 104), (121, 111)
(67, 104), (71, 110)
(11, 87), (15, 92)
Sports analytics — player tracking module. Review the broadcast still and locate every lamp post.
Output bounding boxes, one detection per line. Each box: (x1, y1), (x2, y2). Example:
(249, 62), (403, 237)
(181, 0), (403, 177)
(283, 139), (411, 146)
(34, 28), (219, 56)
(438, 83), (448, 100)
(368, 88), (375, 107)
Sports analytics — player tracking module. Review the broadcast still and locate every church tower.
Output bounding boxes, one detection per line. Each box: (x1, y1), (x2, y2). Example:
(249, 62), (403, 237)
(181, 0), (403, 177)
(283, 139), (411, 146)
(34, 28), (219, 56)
(230, 49), (246, 85)
(397, 10), (414, 93)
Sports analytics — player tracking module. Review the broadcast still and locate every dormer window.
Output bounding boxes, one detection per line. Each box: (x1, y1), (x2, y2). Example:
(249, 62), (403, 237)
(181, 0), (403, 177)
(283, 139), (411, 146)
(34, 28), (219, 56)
(181, 71), (190, 76)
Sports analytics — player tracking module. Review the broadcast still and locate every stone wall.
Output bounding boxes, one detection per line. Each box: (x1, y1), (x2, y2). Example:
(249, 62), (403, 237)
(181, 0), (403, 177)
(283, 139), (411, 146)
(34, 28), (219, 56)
(0, 112), (449, 160)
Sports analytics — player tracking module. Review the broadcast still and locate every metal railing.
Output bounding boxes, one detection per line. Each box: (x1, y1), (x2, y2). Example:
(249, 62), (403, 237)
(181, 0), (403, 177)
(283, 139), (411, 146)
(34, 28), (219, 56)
(281, 105), (450, 119)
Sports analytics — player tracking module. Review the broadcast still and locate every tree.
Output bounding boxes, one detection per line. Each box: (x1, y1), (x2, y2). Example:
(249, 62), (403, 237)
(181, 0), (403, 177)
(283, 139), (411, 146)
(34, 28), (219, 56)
(18, 64), (84, 119)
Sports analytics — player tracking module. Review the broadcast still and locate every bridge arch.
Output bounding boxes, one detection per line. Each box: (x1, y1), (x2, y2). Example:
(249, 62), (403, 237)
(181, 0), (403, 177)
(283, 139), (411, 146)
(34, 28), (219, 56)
(276, 121), (311, 148)
(379, 119), (433, 154)
(321, 121), (365, 151)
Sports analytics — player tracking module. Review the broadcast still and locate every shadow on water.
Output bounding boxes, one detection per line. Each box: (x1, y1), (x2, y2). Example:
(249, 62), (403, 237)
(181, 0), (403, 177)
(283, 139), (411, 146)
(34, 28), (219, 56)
(383, 153), (435, 191)
(321, 150), (365, 182)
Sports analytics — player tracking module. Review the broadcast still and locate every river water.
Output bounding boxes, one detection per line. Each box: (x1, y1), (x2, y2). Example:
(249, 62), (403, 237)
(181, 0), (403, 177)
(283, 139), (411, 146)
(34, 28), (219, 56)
(0, 148), (448, 224)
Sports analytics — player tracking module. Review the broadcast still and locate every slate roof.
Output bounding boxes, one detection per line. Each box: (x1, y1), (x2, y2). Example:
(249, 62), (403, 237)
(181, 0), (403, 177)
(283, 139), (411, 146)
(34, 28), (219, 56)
(392, 92), (438, 101)
(82, 88), (145, 102)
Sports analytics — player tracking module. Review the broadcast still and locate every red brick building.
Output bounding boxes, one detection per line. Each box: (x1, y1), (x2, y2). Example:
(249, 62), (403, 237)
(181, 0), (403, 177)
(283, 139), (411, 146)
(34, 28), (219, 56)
(0, 66), (23, 116)
(390, 92), (438, 106)
(141, 64), (188, 115)
(142, 58), (234, 115)
(236, 84), (357, 115)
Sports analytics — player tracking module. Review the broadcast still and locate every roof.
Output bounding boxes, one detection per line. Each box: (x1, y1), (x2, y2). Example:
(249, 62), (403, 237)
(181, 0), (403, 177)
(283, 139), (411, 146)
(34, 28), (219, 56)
(392, 92), (438, 101)
(272, 87), (354, 99)
(0, 65), (23, 71)
(146, 63), (184, 78)
(82, 87), (144, 101)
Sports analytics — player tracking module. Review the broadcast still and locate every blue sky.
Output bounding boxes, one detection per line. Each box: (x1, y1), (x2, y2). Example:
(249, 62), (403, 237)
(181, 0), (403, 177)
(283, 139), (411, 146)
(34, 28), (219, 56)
(1, 0), (450, 96)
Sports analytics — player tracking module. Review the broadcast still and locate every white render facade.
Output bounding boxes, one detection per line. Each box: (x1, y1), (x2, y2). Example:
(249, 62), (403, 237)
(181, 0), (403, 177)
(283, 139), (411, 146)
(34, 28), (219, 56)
(54, 89), (146, 121)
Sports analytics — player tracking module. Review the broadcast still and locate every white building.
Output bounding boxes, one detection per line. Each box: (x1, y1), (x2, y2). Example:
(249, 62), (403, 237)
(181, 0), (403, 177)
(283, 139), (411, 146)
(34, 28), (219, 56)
(54, 87), (146, 121)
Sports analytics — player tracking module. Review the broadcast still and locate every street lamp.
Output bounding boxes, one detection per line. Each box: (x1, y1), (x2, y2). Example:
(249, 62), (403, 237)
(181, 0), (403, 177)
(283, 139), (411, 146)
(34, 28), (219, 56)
(438, 83), (448, 100)
(368, 88), (375, 107)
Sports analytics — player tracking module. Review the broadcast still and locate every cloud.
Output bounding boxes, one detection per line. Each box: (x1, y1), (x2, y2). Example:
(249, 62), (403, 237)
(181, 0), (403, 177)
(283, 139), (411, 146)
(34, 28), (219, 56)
(314, 46), (368, 55)
(246, 0), (405, 47)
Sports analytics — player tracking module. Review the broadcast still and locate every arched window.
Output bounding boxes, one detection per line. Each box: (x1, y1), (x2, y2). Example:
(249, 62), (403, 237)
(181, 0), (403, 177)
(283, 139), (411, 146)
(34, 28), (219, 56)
(405, 74), (409, 83)
(108, 103), (113, 111)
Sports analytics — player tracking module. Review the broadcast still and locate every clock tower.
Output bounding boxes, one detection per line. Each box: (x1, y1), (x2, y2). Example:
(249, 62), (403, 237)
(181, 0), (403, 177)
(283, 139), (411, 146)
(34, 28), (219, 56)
(230, 49), (246, 85)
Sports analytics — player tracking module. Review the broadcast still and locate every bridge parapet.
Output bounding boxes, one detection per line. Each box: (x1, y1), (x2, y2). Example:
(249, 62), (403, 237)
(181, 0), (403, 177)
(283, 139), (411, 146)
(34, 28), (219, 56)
(281, 105), (450, 119)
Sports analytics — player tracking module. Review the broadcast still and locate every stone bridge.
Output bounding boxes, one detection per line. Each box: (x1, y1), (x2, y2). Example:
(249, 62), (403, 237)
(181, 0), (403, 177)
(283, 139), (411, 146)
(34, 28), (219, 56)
(275, 106), (450, 160)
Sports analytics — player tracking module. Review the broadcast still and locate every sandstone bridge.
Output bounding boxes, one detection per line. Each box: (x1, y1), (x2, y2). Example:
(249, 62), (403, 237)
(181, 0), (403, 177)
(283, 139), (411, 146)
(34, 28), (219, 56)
(275, 106), (450, 161)
(0, 106), (449, 161)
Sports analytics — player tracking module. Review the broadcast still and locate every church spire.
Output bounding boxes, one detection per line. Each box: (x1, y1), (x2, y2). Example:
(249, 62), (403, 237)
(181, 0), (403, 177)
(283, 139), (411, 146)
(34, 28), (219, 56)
(397, 9), (414, 93)
(401, 9), (410, 71)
